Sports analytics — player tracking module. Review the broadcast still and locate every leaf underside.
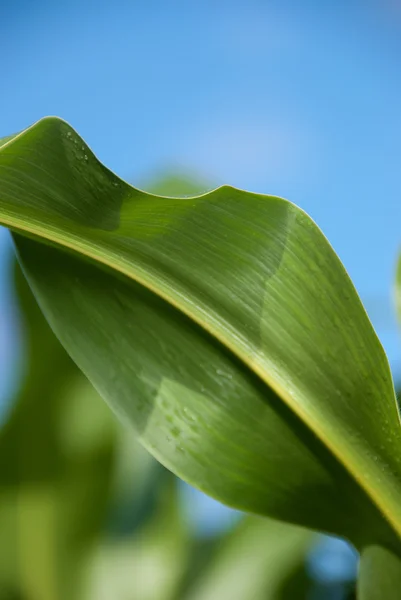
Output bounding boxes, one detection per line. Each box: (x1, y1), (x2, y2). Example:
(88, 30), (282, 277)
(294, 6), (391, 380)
(0, 118), (401, 556)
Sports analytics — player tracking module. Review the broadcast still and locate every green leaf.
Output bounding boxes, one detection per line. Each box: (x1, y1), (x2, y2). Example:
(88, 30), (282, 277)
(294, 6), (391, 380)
(0, 261), (116, 599)
(358, 546), (401, 599)
(143, 173), (211, 198)
(83, 477), (190, 600)
(182, 517), (312, 600)
(1, 118), (401, 553)
(0, 261), (76, 486)
(360, 258), (401, 596)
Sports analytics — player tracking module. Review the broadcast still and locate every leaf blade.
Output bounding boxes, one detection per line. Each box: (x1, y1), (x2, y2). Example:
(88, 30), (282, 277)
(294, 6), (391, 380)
(1, 117), (401, 549)
(358, 546), (401, 600)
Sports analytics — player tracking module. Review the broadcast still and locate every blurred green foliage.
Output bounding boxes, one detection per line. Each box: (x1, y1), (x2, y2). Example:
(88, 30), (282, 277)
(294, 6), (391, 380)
(0, 262), (117, 600)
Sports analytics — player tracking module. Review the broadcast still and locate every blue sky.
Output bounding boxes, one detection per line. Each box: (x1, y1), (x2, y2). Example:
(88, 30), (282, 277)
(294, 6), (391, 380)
(1, 1), (401, 388)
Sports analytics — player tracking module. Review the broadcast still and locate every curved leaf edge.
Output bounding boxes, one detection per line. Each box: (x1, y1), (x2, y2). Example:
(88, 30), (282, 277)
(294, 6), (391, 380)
(1, 117), (401, 547)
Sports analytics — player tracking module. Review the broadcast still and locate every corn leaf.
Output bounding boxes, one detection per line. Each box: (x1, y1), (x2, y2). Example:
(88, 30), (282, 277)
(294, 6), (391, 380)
(1, 118), (401, 558)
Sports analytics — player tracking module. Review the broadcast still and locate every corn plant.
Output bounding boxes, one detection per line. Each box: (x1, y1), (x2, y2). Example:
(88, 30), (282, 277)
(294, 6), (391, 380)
(1, 117), (401, 598)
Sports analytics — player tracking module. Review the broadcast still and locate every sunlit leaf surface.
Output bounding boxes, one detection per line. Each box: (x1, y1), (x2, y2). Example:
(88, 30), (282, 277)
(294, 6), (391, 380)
(1, 118), (401, 564)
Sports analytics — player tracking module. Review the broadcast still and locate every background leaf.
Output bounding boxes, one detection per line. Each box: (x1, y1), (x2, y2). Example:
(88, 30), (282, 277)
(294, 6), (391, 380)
(358, 546), (401, 600)
(0, 262), (116, 599)
(83, 476), (190, 600)
(182, 517), (312, 600)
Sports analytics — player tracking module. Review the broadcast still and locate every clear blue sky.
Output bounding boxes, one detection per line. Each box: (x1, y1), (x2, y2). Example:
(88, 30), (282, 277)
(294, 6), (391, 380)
(1, 1), (401, 390)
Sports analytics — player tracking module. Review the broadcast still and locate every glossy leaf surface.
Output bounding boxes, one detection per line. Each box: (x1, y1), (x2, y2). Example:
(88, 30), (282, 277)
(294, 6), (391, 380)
(361, 264), (401, 594)
(0, 118), (401, 554)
